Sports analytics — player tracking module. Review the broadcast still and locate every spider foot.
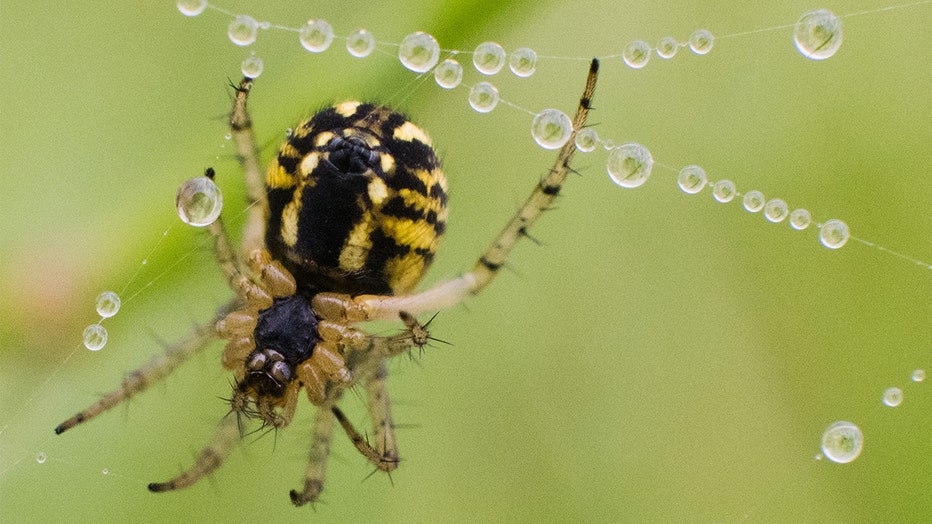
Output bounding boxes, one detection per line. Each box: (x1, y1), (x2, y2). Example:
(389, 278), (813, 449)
(332, 406), (399, 472)
(289, 479), (323, 507)
(399, 311), (429, 348)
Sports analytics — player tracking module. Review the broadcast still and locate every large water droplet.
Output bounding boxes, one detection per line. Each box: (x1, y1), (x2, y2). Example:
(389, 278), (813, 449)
(176, 175), (223, 227)
(299, 19), (334, 53)
(468, 82), (499, 113)
(228, 15), (258, 46)
(677, 165), (707, 194)
(473, 42), (506, 75)
(689, 29), (714, 55)
(176, 0), (207, 17)
(574, 128), (599, 153)
(606, 143), (653, 189)
(763, 198), (788, 223)
(83, 324), (108, 351)
(530, 109), (573, 150)
(399, 32), (440, 73)
(623, 40), (651, 69)
(95, 291), (121, 318)
(789, 208), (811, 230)
(882, 387), (903, 407)
(656, 36), (678, 59)
(794, 9), (843, 60)
(712, 180), (736, 203)
(509, 48), (538, 77)
(346, 28), (375, 58)
(819, 219), (849, 249)
(820, 421), (863, 464)
(742, 190), (765, 213)
(434, 58), (463, 89)
(241, 53), (263, 78)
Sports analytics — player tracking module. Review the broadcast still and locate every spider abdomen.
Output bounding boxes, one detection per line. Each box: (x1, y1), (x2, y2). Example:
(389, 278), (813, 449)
(265, 102), (448, 296)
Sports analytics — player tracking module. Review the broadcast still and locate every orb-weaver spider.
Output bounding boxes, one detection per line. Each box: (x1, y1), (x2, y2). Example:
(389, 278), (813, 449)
(55, 58), (599, 506)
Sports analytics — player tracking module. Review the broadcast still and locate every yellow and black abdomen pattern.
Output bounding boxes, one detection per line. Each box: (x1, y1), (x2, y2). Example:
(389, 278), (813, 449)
(265, 102), (448, 296)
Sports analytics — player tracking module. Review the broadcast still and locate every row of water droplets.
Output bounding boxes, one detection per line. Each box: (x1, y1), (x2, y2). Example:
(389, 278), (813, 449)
(818, 369), (925, 464)
(175, 1), (855, 252)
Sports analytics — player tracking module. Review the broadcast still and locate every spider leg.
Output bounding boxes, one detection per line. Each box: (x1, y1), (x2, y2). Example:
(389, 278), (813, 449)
(311, 59), (600, 323)
(289, 403), (337, 507)
(318, 312), (429, 364)
(229, 77), (268, 256)
(54, 315), (223, 435)
(362, 360), (399, 470)
(148, 412), (240, 493)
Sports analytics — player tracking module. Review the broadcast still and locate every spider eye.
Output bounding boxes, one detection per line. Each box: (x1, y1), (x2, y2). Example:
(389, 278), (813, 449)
(246, 352), (267, 371)
(270, 361), (292, 383)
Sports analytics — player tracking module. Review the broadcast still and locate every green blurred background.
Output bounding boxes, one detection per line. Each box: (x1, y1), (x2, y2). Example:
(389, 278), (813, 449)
(2, 1), (930, 522)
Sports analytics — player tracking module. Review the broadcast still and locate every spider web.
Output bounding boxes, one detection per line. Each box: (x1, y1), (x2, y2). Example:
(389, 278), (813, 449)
(1, 1), (931, 521)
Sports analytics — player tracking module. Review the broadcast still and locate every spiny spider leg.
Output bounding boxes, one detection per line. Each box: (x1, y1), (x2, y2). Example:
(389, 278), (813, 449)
(54, 317), (222, 435)
(311, 58), (600, 324)
(289, 404), (337, 507)
(148, 413), (240, 492)
(229, 78), (267, 255)
(331, 405), (398, 472)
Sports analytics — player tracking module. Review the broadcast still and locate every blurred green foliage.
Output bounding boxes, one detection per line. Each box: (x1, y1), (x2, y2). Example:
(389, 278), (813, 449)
(1, 1), (929, 522)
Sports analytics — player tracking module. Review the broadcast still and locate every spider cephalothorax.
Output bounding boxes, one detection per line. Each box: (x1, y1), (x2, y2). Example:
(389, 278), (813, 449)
(54, 59), (599, 507)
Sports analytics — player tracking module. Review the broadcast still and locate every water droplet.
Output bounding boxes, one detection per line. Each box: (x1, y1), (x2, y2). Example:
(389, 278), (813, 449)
(677, 165), (707, 194)
(712, 180), (736, 203)
(509, 47), (538, 77)
(36, 452), (47, 464)
(176, 0), (206, 17)
(468, 82), (499, 113)
(284, 128), (294, 138)
(911, 369), (925, 382)
(819, 219), (849, 249)
(623, 40), (651, 69)
(346, 28), (375, 58)
(574, 128), (599, 153)
(473, 42), (506, 75)
(83, 324), (108, 351)
(794, 9), (843, 60)
(228, 15), (258, 46)
(656, 36), (678, 59)
(241, 53), (263, 79)
(530, 109), (573, 150)
(102, 468), (110, 475)
(789, 208), (811, 230)
(399, 32), (440, 73)
(742, 190), (765, 213)
(299, 19), (334, 53)
(689, 29), (714, 55)
(606, 143), (653, 189)
(434, 58), (463, 89)
(223, 132), (232, 140)
(95, 291), (121, 318)
(764, 198), (788, 223)
(820, 421), (863, 464)
(882, 387), (903, 407)
(176, 176), (223, 227)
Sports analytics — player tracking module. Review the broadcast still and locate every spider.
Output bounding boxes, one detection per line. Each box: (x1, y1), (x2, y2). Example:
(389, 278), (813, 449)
(54, 58), (599, 506)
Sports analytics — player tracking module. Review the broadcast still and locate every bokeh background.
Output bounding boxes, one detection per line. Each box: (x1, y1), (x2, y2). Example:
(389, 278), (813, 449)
(2, 1), (930, 522)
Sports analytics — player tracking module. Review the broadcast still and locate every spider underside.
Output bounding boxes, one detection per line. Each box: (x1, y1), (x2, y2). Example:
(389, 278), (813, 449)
(54, 58), (599, 506)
